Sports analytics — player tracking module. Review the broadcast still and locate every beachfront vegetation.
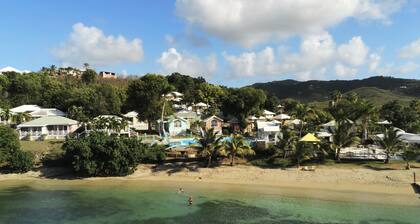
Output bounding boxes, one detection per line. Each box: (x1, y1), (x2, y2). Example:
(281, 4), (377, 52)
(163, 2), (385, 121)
(0, 69), (419, 174)
(0, 125), (34, 173)
(193, 128), (224, 167)
(221, 134), (255, 166)
(63, 131), (165, 176)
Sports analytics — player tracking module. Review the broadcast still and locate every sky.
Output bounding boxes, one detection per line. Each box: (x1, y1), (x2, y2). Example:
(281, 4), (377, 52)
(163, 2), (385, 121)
(1, 0), (420, 87)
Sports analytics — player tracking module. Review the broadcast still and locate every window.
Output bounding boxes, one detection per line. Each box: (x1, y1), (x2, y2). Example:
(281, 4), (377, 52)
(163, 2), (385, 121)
(211, 120), (218, 128)
(174, 120), (182, 128)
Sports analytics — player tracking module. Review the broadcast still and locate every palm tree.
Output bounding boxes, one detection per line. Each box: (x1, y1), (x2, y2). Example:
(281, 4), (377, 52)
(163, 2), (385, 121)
(222, 134), (255, 166)
(330, 90), (342, 107)
(356, 100), (377, 142)
(329, 121), (360, 162)
(12, 112), (30, 124)
(291, 103), (317, 137)
(274, 127), (298, 159)
(194, 128), (224, 167)
(375, 128), (402, 164)
(0, 108), (12, 124)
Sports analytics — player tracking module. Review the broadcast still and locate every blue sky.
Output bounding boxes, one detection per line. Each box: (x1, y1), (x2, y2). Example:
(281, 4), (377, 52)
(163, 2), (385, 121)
(1, 0), (420, 86)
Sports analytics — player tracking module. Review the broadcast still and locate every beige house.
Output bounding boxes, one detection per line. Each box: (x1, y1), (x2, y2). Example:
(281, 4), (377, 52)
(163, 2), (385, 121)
(201, 115), (223, 135)
(123, 111), (148, 131)
(17, 116), (79, 140)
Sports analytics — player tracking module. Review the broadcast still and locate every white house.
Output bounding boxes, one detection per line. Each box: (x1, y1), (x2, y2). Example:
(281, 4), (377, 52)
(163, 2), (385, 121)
(11, 105), (41, 114)
(165, 91), (184, 102)
(123, 111), (148, 131)
(192, 102), (209, 114)
(29, 108), (66, 118)
(17, 116), (79, 140)
(263, 110), (276, 119)
(256, 121), (280, 142)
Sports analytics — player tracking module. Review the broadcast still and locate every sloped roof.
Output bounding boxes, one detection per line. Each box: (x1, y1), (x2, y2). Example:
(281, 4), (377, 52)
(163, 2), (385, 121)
(11, 105), (41, 113)
(300, 133), (320, 142)
(123, 111), (138, 118)
(274, 113), (290, 120)
(17, 116), (78, 127)
(263, 110), (275, 115)
(203, 115), (223, 122)
(30, 108), (66, 117)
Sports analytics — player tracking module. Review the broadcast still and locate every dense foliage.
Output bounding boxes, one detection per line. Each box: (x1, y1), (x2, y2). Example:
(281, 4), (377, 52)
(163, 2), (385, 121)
(63, 131), (164, 176)
(0, 125), (34, 173)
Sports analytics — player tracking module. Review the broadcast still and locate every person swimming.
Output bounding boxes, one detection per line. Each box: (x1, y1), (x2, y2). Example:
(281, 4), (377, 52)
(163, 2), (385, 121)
(178, 188), (184, 194)
(188, 196), (193, 206)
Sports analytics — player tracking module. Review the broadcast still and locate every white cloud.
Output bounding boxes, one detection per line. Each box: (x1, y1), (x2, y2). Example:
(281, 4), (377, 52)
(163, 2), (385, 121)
(223, 33), (368, 80)
(53, 23), (143, 67)
(368, 53), (381, 71)
(176, 0), (404, 46)
(398, 38), (420, 59)
(397, 61), (419, 73)
(337, 36), (369, 66)
(335, 63), (358, 78)
(157, 48), (217, 77)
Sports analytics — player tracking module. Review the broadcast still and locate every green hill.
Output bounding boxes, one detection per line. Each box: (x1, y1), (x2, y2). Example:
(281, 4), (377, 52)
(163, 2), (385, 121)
(250, 76), (420, 103)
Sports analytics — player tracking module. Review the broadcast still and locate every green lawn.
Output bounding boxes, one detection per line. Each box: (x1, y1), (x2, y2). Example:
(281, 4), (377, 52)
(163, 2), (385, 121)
(20, 140), (64, 155)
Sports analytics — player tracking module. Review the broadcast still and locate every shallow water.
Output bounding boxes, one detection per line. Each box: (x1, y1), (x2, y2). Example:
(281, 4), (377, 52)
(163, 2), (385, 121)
(0, 180), (418, 224)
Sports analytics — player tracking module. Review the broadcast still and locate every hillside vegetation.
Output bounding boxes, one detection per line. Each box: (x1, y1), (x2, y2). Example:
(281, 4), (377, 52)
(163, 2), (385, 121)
(251, 76), (420, 103)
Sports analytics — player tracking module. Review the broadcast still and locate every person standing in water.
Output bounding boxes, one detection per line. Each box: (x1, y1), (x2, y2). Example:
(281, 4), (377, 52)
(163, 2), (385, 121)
(188, 196), (193, 206)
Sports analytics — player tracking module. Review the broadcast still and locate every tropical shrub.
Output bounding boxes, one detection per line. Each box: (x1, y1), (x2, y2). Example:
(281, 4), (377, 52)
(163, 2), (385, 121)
(63, 131), (148, 176)
(8, 150), (34, 173)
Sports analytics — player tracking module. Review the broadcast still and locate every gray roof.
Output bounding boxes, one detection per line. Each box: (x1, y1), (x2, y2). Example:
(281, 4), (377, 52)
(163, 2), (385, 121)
(17, 116), (78, 127)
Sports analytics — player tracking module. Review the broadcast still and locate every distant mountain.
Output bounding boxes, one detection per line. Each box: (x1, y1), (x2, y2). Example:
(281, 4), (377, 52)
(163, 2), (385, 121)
(250, 76), (420, 103)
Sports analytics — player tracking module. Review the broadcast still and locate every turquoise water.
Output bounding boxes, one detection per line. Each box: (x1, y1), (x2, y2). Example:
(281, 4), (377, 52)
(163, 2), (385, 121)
(0, 181), (419, 224)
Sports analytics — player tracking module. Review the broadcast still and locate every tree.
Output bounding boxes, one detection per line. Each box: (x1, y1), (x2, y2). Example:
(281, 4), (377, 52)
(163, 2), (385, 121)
(11, 112), (30, 124)
(221, 87), (267, 129)
(355, 100), (377, 142)
(0, 125), (20, 163)
(194, 128), (224, 167)
(63, 132), (145, 176)
(81, 69), (97, 84)
(8, 150), (34, 173)
(290, 103), (317, 137)
(127, 74), (172, 132)
(374, 128), (402, 164)
(293, 142), (315, 167)
(0, 108), (12, 124)
(329, 121), (360, 161)
(273, 127), (298, 159)
(221, 134), (255, 166)
(0, 125), (34, 173)
(401, 143), (419, 170)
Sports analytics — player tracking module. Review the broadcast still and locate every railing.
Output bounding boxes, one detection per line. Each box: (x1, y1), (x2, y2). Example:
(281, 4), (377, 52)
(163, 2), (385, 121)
(339, 152), (387, 160)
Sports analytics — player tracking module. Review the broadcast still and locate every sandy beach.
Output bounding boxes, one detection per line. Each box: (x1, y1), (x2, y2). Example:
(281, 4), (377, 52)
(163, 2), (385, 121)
(1, 164), (419, 206)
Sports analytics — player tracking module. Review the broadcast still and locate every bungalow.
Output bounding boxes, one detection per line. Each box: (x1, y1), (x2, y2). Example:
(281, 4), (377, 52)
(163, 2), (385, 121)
(176, 110), (200, 123)
(98, 71), (117, 79)
(29, 108), (66, 118)
(256, 121), (280, 142)
(123, 111), (148, 131)
(263, 110), (275, 120)
(165, 91), (184, 102)
(17, 116), (79, 140)
(159, 116), (189, 137)
(192, 102), (209, 114)
(11, 105), (41, 113)
(201, 115), (223, 135)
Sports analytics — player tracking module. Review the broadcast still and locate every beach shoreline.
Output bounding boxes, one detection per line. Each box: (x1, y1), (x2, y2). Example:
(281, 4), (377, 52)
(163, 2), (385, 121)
(1, 164), (419, 206)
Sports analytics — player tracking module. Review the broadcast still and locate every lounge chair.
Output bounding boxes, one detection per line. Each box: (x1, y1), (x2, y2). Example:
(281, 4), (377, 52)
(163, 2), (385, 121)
(301, 166), (316, 171)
